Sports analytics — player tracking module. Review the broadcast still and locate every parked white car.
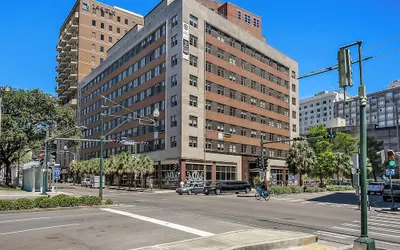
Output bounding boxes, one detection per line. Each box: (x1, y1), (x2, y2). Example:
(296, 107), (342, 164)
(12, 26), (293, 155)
(368, 182), (385, 195)
(81, 178), (91, 188)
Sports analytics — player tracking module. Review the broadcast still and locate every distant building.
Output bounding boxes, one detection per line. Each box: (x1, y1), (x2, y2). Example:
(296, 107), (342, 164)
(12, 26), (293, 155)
(332, 80), (400, 152)
(55, 0), (144, 108)
(299, 90), (348, 134)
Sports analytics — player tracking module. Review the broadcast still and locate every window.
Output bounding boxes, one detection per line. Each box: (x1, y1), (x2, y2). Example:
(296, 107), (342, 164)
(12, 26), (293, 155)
(241, 94), (246, 102)
(237, 10), (242, 20)
(117, 16), (121, 22)
(251, 98), (256, 106)
(109, 25), (113, 31)
(171, 14), (178, 27)
(217, 67), (225, 77)
(109, 36), (112, 43)
(100, 46), (104, 53)
(292, 124), (297, 132)
(171, 35), (178, 47)
(189, 15), (198, 28)
(189, 34), (198, 47)
(229, 90), (236, 99)
(189, 116), (198, 127)
(206, 62), (212, 72)
(171, 74), (178, 87)
(229, 55), (236, 65)
(292, 97), (296, 105)
(217, 103), (225, 114)
(292, 84), (296, 92)
(217, 85), (224, 95)
(217, 143), (224, 152)
(171, 115), (177, 127)
(241, 77), (247, 86)
(244, 14), (251, 24)
(125, 19), (128, 25)
(253, 18), (260, 28)
(100, 34), (104, 41)
(229, 107), (236, 117)
(101, 10), (104, 17)
(109, 13), (113, 19)
(189, 95), (198, 107)
(251, 81), (256, 89)
(205, 81), (212, 91)
(189, 136), (198, 147)
(189, 75), (197, 87)
(240, 111), (247, 119)
(217, 49), (224, 59)
(205, 43), (212, 53)
(229, 72), (236, 82)
(92, 20), (96, 26)
(171, 55), (178, 67)
(171, 95), (178, 107)
(292, 70), (296, 79)
(117, 27), (120, 33)
(170, 136), (177, 148)
(206, 100), (212, 110)
(101, 22), (104, 29)
(189, 55), (198, 67)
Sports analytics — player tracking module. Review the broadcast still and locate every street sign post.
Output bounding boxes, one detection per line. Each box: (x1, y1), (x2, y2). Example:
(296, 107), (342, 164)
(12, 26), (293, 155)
(54, 167), (61, 193)
(386, 169), (395, 176)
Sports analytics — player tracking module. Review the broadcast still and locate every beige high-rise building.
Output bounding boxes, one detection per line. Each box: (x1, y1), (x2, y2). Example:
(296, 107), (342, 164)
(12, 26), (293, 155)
(78, 0), (299, 187)
(55, 0), (144, 107)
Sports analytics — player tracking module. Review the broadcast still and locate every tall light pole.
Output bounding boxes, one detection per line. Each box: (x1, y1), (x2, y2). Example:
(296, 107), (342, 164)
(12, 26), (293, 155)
(99, 102), (106, 200)
(0, 87), (11, 138)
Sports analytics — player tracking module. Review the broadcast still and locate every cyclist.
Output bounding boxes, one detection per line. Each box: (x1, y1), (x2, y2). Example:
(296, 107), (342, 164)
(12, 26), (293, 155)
(259, 182), (268, 196)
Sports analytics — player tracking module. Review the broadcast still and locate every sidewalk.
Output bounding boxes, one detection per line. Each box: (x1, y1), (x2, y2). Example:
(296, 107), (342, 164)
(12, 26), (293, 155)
(0, 189), (72, 200)
(107, 186), (175, 194)
(133, 228), (317, 250)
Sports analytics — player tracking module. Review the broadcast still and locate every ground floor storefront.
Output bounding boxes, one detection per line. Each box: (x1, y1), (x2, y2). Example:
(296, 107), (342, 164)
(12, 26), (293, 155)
(150, 156), (298, 189)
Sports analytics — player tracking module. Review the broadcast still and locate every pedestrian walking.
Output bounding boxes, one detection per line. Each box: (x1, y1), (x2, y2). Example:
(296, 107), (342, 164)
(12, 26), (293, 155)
(149, 177), (153, 191)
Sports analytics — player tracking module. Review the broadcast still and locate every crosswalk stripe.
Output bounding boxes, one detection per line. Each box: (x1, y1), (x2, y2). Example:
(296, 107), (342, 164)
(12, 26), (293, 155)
(332, 226), (397, 238)
(369, 218), (400, 225)
(341, 223), (400, 234)
(375, 213), (400, 219)
(316, 231), (353, 239)
(372, 215), (400, 222)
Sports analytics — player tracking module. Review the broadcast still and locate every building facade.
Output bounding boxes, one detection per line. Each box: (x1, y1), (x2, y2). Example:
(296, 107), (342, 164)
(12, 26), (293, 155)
(78, 0), (299, 187)
(333, 80), (400, 151)
(55, 0), (143, 108)
(299, 90), (347, 134)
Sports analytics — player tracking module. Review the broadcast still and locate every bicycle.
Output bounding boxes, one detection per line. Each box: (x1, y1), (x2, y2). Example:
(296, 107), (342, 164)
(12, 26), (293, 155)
(255, 188), (270, 201)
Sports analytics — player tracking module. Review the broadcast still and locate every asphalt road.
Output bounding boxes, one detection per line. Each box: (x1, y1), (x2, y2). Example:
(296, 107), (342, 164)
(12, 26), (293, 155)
(1, 184), (400, 250)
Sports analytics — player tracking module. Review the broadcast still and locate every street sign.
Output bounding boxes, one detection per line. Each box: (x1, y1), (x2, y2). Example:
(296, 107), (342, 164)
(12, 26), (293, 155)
(55, 167), (61, 172)
(154, 132), (158, 139)
(386, 169), (395, 176)
(121, 140), (135, 145)
(352, 153), (359, 169)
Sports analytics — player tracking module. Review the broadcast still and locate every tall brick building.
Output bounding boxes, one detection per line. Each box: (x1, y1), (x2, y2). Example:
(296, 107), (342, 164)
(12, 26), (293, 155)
(78, 0), (299, 187)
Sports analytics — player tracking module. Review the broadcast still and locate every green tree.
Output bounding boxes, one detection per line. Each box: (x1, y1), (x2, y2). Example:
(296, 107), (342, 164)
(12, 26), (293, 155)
(286, 142), (316, 186)
(137, 154), (154, 188)
(332, 132), (358, 183)
(334, 152), (352, 182)
(367, 137), (384, 181)
(313, 151), (336, 185)
(0, 87), (76, 185)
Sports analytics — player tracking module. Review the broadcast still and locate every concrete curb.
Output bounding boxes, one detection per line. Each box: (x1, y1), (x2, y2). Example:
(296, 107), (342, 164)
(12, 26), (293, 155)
(131, 229), (317, 250)
(375, 208), (400, 215)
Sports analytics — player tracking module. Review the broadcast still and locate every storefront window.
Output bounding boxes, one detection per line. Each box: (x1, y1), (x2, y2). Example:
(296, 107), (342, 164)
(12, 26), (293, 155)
(161, 164), (178, 187)
(271, 169), (283, 186)
(216, 166), (236, 181)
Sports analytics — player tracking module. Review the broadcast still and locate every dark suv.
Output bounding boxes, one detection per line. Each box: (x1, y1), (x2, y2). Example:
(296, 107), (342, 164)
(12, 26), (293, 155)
(382, 184), (400, 202)
(203, 181), (251, 195)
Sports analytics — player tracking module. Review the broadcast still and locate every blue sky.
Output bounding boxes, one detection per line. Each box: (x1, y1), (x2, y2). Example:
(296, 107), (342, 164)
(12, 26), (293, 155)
(0, 0), (399, 99)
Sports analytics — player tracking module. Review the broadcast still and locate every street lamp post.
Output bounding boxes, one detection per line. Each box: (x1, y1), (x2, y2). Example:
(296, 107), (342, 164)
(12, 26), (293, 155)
(99, 103), (106, 200)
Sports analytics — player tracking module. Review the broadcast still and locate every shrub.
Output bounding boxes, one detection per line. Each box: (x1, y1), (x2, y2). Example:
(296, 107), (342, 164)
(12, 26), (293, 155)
(79, 196), (101, 206)
(304, 186), (326, 193)
(269, 186), (292, 195)
(0, 200), (15, 211)
(14, 198), (35, 210)
(34, 197), (58, 208)
(52, 194), (79, 207)
(104, 199), (113, 205)
(290, 186), (304, 193)
(326, 185), (354, 192)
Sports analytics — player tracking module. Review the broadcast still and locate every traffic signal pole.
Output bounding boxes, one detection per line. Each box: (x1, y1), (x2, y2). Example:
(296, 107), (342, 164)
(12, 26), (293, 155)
(42, 130), (49, 195)
(99, 104), (105, 201)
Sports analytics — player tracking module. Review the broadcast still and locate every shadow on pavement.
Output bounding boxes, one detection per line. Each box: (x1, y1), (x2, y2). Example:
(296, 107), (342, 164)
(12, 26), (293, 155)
(307, 192), (359, 205)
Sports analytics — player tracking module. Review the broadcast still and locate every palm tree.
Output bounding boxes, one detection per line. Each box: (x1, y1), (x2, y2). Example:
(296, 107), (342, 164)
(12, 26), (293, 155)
(367, 137), (384, 181)
(334, 152), (352, 183)
(103, 158), (113, 187)
(136, 154), (154, 188)
(115, 152), (130, 189)
(286, 142), (316, 186)
(127, 155), (138, 190)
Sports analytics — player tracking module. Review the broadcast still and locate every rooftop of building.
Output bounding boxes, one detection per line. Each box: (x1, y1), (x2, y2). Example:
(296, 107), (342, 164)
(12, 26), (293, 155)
(300, 90), (347, 103)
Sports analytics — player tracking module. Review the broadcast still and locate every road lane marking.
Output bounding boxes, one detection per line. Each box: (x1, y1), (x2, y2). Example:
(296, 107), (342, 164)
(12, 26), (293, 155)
(101, 208), (214, 237)
(0, 217), (50, 224)
(373, 215), (400, 221)
(341, 223), (400, 234)
(286, 199), (304, 203)
(0, 223), (79, 236)
(368, 218), (400, 225)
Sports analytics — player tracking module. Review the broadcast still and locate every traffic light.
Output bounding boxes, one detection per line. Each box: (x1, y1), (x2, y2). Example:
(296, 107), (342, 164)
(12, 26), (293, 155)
(263, 158), (269, 171)
(293, 137), (305, 141)
(387, 150), (396, 168)
(322, 134), (336, 139)
(338, 48), (353, 88)
(256, 157), (262, 168)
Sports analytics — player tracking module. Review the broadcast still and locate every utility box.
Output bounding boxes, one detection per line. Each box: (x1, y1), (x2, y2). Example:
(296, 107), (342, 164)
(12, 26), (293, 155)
(90, 176), (105, 188)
